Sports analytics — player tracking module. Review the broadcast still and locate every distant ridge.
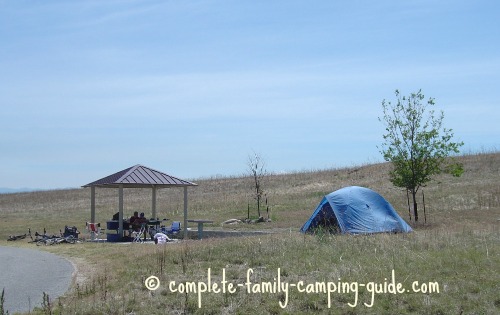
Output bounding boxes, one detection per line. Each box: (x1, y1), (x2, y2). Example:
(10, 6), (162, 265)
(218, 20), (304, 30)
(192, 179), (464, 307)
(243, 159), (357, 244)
(0, 187), (42, 194)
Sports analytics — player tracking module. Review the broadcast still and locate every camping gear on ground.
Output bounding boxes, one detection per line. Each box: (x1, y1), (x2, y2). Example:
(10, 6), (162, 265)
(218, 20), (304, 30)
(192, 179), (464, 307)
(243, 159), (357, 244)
(63, 225), (80, 238)
(300, 186), (412, 234)
(162, 221), (181, 235)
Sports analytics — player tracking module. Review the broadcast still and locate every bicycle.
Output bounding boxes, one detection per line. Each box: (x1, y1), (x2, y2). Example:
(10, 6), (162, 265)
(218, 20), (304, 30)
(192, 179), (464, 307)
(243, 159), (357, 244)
(7, 233), (27, 241)
(29, 228), (81, 245)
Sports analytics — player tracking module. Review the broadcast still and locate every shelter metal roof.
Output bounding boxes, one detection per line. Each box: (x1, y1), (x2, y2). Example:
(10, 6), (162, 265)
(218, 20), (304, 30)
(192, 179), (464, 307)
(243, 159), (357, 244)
(82, 164), (197, 188)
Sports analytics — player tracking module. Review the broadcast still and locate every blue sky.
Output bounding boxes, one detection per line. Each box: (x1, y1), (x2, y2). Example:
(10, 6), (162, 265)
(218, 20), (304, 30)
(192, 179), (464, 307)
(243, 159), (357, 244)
(1, 0), (499, 190)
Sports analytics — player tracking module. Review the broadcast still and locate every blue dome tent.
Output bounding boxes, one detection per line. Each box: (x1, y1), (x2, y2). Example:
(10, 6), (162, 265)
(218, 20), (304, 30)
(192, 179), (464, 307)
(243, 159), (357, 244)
(300, 186), (412, 234)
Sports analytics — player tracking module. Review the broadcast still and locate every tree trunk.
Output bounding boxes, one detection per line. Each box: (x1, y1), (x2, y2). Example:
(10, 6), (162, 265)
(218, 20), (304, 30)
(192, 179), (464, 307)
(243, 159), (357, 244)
(411, 188), (419, 222)
(406, 189), (412, 221)
(257, 195), (261, 217)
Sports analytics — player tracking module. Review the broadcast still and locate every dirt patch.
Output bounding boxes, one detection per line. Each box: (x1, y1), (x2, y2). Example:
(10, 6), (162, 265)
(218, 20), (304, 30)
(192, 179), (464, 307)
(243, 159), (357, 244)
(65, 256), (95, 288)
(201, 230), (273, 238)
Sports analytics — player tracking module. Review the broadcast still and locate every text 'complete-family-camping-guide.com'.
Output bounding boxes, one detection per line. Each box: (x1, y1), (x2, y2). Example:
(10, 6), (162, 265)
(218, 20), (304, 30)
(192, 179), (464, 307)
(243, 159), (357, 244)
(144, 268), (440, 309)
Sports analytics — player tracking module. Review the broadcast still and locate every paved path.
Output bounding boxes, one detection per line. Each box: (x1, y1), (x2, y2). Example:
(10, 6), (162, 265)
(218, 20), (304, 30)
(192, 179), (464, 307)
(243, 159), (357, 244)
(0, 246), (74, 314)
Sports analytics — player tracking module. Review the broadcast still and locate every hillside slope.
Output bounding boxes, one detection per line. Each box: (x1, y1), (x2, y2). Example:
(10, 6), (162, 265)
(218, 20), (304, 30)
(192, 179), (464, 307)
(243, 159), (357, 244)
(0, 152), (498, 238)
(0, 152), (499, 315)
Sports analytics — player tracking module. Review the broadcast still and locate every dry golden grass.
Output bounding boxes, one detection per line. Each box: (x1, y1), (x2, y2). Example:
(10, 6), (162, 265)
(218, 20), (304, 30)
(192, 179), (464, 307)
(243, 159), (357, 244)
(0, 152), (499, 314)
(1, 151), (498, 236)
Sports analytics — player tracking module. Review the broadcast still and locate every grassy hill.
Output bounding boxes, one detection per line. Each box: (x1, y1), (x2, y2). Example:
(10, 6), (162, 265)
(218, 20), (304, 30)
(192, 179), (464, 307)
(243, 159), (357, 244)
(0, 152), (499, 314)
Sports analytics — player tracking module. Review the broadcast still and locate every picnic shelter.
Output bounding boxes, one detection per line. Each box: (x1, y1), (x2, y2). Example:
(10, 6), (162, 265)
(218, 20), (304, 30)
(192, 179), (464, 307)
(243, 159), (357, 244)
(82, 164), (197, 239)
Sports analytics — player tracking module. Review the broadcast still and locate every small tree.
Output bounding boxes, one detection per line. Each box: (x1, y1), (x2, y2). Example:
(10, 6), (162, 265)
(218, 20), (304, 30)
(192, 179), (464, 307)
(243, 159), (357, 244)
(247, 151), (267, 218)
(379, 89), (464, 222)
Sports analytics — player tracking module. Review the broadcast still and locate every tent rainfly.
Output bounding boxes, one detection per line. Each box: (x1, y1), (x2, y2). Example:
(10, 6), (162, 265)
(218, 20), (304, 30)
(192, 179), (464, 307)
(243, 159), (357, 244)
(300, 186), (412, 234)
(82, 164), (197, 239)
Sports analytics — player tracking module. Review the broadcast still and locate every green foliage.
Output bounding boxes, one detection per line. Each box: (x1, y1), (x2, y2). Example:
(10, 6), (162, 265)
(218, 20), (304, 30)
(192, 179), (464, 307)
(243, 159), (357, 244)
(379, 89), (464, 220)
(0, 288), (7, 315)
(41, 292), (51, 315)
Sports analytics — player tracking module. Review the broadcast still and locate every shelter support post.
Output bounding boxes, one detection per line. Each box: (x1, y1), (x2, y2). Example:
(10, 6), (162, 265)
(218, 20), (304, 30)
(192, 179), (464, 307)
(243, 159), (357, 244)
(152, 185), (157, 219)
(90, 187), (96, 240)
(119, 184), (124, 237)
(90, 186), (96, 223)
(183, 186), (188, 239)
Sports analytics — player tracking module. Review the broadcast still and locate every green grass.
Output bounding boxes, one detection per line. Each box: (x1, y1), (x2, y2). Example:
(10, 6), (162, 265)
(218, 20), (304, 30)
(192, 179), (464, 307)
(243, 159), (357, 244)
(0, 152), (499, 314)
